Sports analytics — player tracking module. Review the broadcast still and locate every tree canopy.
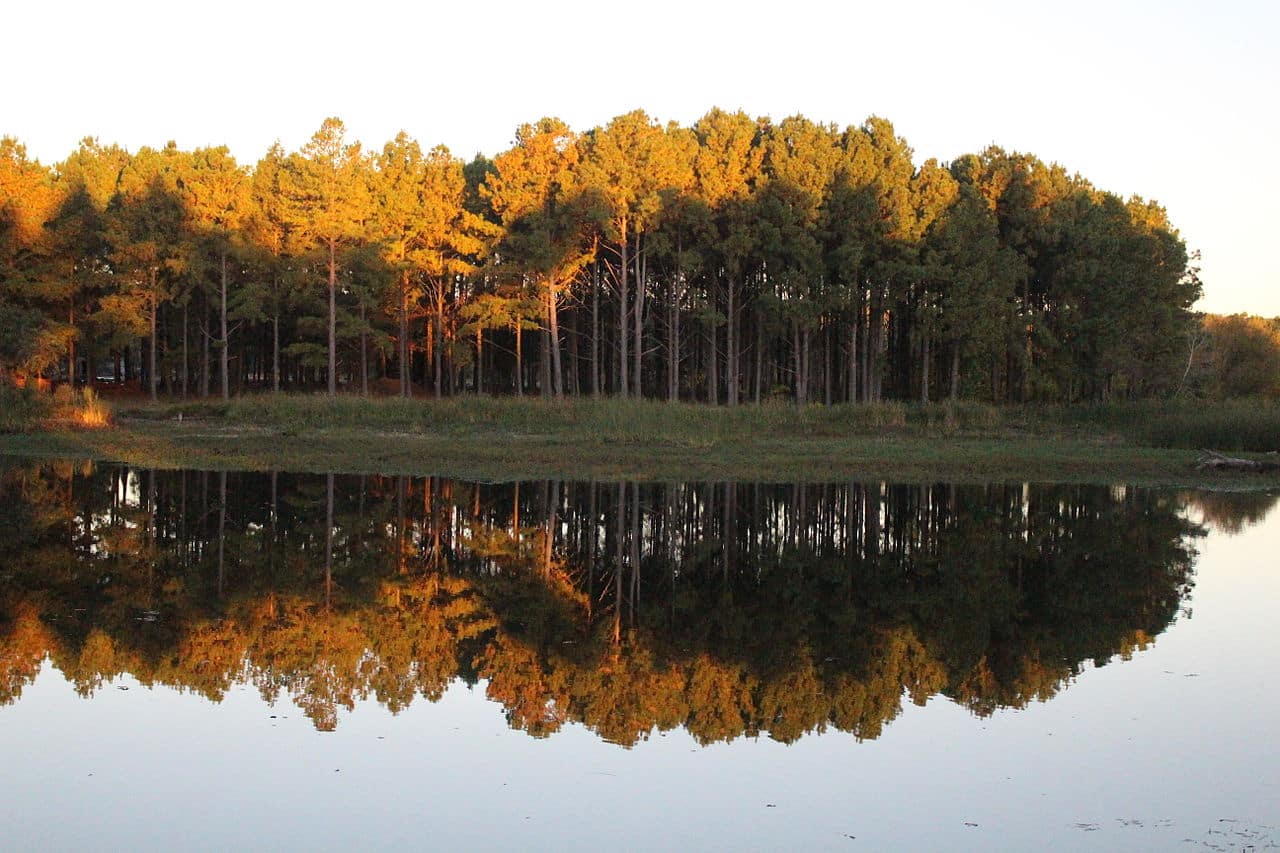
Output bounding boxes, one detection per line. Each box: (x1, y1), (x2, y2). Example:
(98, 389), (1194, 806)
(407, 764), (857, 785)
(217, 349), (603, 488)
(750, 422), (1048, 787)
(0, 110), (1204, 402)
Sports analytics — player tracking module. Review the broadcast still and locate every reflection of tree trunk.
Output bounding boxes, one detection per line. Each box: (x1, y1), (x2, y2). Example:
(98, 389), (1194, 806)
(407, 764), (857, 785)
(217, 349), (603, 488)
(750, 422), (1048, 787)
(630, 481), (640, 627)
(396, 475), (406, 575)
(512, 481), (520, 540)
(722, 481), (731, 584)
(269, 470), (277, 571)
(179, 471), (187, 569)
(146, 469), (156, 591)
(587, 482), (596, 624)
(544, 480), (558, 577)
(218, 470), (227, 598)
(325, 472), (334, 606)
(613, 481), (624, 644)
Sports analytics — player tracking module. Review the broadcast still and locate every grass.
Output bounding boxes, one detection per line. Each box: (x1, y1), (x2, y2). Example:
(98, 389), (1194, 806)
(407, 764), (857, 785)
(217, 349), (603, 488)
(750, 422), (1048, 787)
(2, 392), (1278, 486)
(0, 384), (112, 433)
(114, 394), (1015, 442)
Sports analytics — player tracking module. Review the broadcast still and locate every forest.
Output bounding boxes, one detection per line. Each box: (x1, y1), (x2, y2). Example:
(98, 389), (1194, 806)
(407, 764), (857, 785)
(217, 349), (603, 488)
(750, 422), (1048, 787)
(0, 462), (1221, 742)
(0, 110), (1210, 407)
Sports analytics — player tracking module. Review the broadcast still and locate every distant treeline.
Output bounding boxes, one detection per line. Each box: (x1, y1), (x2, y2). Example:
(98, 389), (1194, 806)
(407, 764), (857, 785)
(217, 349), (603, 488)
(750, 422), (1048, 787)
(0, 110), (1202, 404)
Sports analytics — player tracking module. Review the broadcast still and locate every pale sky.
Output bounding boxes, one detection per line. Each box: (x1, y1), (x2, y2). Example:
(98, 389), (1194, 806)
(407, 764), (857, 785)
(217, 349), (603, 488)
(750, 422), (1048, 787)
(4, 0), (1276, 314)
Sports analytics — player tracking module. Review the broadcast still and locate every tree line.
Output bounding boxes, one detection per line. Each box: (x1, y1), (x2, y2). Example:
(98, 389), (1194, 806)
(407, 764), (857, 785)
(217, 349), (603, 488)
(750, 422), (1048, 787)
(0, 110), (1202, 405)
(0, 463), (1211, 740)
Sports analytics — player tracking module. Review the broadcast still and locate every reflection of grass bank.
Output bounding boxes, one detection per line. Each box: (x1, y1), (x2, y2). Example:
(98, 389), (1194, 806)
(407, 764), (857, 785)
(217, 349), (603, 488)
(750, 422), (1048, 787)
(2, 394), (1278, 484)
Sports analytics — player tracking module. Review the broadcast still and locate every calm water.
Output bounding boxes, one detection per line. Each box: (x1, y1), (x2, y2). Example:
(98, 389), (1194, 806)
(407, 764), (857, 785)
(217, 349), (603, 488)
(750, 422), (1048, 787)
(1, 460), (1277, 850)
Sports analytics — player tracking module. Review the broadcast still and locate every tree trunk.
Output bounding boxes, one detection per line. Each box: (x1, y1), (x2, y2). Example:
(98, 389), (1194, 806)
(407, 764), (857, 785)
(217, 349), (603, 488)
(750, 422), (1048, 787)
(67, 302), (75, 387)
(950, 341), (961, 402)
(921, 331), (930, 403)
(633, 232), (644, 397)
(181, 302), (188, 399)
(149, 277), (158, 402)
(548, 284), (563, 397)
(591, 260), (600, 398)
(824, 320), (833, 406)
(707, 277), (718, 404)
(272, 312), (280, 394)
(567, 306), (580, 396)
(400, 273), (410, 397)
(668, 273), (680, 402)
(793, 320), (804, 405)
(327, 238), (337, 396)
(847, 315), (858, 403)
(200, 296), (210, 398)
(220, 248), (230, 401)
(747, 313), (757, 404)
(515, 320), (523, 397)
(360, 298), (368, 397)
(433, 292), (443, 397)
(618, 219), (629, 397)
(540, 328), (551, 397)
(727, 275), (738, 406)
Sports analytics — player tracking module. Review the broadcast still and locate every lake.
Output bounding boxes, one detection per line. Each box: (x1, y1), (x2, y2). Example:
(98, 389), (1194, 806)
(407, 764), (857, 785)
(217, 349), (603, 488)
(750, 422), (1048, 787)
(1, 460), (1277, 850)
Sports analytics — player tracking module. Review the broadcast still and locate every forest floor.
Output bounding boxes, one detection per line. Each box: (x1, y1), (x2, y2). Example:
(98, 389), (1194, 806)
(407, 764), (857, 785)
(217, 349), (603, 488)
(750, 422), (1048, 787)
(3, 394), (1280, 486)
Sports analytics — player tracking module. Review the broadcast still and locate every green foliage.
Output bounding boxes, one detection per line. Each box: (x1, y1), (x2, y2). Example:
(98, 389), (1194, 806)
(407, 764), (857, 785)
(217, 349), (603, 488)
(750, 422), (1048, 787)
(0, 383), (49, 433)
(0, 111), (1204, 408)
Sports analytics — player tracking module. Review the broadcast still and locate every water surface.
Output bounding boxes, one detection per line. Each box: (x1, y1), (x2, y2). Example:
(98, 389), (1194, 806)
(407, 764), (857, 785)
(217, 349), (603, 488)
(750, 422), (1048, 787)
(1, 461), (1276, 849)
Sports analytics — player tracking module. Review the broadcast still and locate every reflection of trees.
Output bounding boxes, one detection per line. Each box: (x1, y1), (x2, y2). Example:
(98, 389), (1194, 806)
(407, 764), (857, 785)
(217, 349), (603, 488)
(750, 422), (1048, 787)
(0, 462), (1211, 745)
(1181, 490), (1280, 536)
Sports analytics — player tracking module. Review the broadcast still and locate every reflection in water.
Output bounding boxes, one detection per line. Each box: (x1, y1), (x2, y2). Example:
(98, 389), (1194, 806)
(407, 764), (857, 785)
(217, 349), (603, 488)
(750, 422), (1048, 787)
(1181, 489), (1280, 535)
(0, 460), (1234, 746)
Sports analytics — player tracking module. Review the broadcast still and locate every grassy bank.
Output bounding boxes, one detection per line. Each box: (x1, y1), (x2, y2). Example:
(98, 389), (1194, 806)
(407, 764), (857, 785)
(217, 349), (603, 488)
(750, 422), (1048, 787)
(2, 392), (1278, 485)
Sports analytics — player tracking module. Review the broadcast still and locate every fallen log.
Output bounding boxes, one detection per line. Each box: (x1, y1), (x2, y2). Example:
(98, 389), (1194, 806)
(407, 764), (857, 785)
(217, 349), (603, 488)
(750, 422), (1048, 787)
(1195, 450), (1280, 473)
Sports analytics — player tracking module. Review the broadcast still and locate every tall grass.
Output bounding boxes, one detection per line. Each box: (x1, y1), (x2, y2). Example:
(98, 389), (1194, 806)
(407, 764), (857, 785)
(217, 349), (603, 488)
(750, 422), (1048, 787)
(199, 393), (1001, 442)
(113, 392), (1280, 452)
(48, 386), (113, 429)
(1040, 399), (1280, 451)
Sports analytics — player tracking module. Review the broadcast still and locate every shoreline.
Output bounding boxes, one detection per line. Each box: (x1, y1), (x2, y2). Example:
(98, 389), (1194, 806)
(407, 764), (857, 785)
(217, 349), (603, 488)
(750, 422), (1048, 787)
(3, 414), (1277, 488)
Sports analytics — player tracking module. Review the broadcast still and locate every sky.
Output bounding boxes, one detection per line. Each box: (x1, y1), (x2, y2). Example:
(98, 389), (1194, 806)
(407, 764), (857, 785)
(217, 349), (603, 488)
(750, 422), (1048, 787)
(3, 0), (1277, 314)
